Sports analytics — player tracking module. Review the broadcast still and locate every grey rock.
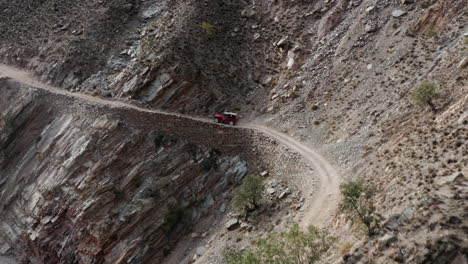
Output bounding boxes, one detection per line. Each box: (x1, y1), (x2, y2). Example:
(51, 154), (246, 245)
(365, 24), (375, 33)
(392, 10), (407, 18)
(287, 50), (297, 70)
(142, 5), (163, 19)
(240, 222), (253, 232)
(378, 234), (398, 249)
(267, 188), (276, 194)
(226, 219), (239, 230)
(401, 207), (415, 219)
(383, 215), (402, 230)
(253, 33), (261, 41)
(140, 73), (172, 102)
(241, 8), (256, 18)
(384, 207), (415, 230)
(219, 203), (226, 213)
(279, 188), (290, 199)
(366, 6), (375, 13)
(196, 246), (207, 256)
(100, 90), (112, 98)
(277, 37), (289, 48)
(201, 195), (215, 211)
(122, 75), (140, 94)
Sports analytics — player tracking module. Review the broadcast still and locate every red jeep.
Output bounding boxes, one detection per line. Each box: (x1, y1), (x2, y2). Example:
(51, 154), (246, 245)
(213, 112), (238, 125)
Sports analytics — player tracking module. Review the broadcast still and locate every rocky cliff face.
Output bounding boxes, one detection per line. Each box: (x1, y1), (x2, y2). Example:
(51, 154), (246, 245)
(0, 0), (139, 88)
(0, 79), (253, 263)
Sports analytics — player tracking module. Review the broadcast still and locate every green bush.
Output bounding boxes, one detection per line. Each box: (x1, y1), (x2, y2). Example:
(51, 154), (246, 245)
(411, 82), (438, 112)
(223, 224), (336, 264)
(201, 22), (217, 37)
(161, 204), (191, 235)
(232, 175), (265, 218)
(340, 180), (382, 236)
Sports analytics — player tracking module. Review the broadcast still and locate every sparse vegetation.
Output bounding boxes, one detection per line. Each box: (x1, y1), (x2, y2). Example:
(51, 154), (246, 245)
(201, 22), (217, 37)
(424, 28), (438, 38)
(339, 242), (353, 256)
(143, 35), (156, 51)
(143, 35), (157, 51)
(161, 204), (191, 235)
(223, 224), (336, 264)
(340, 180), (382, 236)
(232, 175), (265, 218)
(411, 82), (438, 112)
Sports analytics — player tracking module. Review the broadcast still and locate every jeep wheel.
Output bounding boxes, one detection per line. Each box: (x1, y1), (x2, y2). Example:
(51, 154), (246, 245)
(214, 118), (219, 123)
(229, 121), (235, 126)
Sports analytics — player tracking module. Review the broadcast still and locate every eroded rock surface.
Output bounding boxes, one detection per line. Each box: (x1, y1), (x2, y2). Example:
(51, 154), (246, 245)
(0, 80), (253, 263)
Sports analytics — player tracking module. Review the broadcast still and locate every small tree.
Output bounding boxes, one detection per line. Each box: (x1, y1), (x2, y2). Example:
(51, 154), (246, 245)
(201, 22), (217, 37)
(412, 82), (438, 112)
(223, 224), (336, 264)
(232, 175), (264, 218)
(340, 180), (381, 236)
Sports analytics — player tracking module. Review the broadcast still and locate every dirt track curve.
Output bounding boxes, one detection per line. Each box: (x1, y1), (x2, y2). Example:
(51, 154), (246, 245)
(0, 63), (340, 228)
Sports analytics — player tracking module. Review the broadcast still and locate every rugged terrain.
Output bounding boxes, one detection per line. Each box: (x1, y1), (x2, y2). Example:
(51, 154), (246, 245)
(0, 67), (340, 263)
(0, 0), (467, 263)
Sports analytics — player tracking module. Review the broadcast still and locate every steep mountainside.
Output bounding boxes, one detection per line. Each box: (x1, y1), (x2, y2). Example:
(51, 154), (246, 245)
(0, 0), (467, 263)
(0, 78), (251, 263)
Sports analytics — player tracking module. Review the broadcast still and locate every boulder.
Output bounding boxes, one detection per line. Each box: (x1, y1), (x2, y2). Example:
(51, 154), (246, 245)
(392, 10), (407, 18)
(378, 234), (398, 249)
(277, 37), (289, 48)
(196, 246), (207, 256)
(365, 24), (376, 33)
(219, 203), (226, 213)
(226, 219), (239, 230)
(366, 6), (375, 13)
(279, 188), (290, 199)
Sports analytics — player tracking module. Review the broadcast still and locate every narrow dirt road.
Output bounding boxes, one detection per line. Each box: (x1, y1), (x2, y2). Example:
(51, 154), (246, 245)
(0, 63), (340, 228)
(244, 124), (341, 227)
